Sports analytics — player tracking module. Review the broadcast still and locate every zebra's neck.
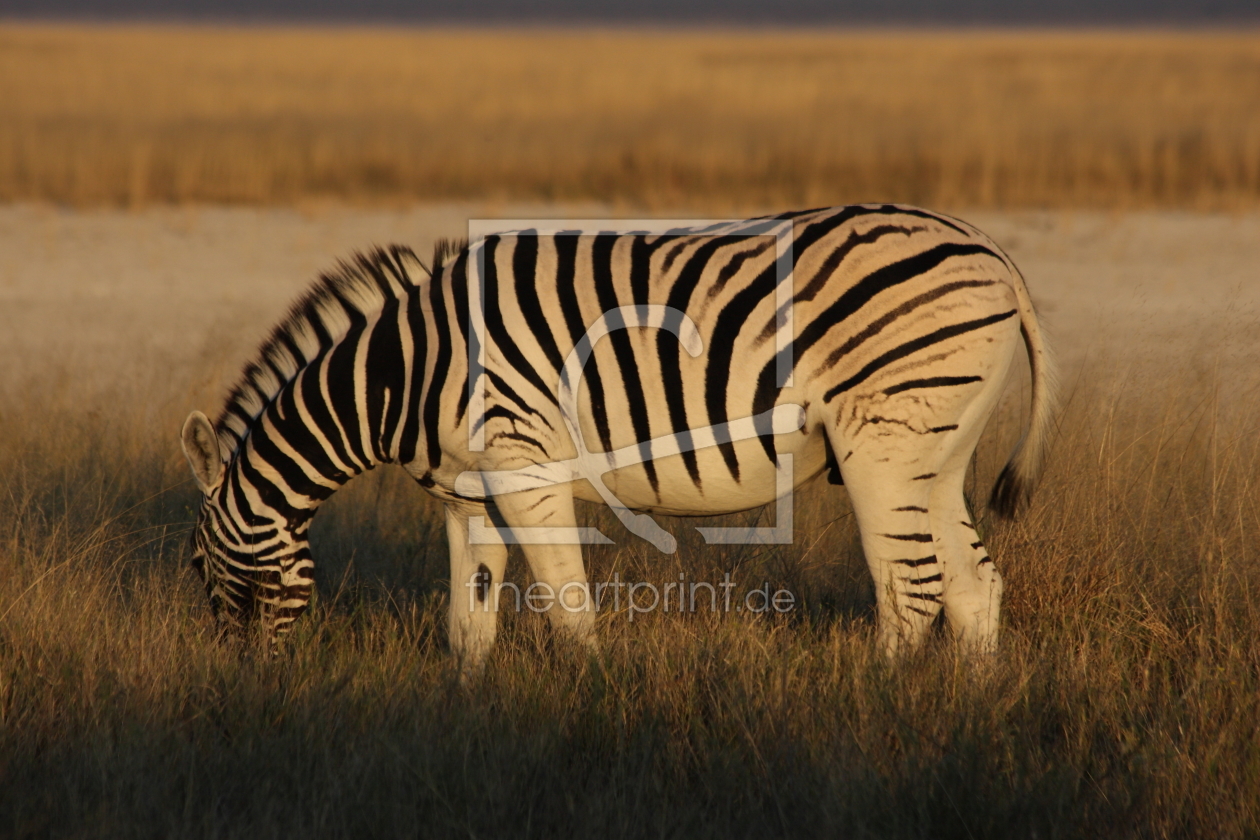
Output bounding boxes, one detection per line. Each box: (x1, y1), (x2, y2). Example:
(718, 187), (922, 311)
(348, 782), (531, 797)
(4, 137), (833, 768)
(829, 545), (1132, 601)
(204, 283), (436, 632)
(226, 288), (434, 521)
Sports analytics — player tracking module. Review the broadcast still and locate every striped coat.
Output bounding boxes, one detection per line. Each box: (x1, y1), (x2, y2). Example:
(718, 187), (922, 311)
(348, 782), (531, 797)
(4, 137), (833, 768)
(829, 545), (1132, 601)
(181, 204), (1055, 667)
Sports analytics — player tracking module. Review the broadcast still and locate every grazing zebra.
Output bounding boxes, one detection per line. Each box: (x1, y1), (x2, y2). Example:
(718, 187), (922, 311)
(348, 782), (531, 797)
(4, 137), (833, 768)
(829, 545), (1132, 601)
(181, 204), (1055, 668)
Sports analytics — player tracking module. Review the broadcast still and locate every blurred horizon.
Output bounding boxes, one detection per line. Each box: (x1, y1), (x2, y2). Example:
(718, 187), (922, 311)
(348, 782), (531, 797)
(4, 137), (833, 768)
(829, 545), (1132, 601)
(2, 27), (1257, 210)
(1, 0), (1258, 26)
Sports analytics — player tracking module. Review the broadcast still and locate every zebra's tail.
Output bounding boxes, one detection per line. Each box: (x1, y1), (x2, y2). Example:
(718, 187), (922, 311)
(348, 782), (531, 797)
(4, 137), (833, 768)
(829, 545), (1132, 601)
(989, 262), (1058, 518)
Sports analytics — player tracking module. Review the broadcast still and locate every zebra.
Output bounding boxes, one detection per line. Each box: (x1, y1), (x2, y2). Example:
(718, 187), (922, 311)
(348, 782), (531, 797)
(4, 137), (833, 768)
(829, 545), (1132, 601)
(180, 204), (1055, 669)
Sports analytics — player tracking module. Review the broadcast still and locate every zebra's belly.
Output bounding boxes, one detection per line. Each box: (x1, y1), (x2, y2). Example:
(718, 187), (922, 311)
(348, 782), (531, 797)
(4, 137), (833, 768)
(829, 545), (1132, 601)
(570, 430), (831, 516)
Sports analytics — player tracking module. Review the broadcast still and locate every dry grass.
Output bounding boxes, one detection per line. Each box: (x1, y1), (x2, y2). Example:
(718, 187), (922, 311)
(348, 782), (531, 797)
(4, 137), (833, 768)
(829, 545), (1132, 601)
(1, 25), (1260, 210)
(2, 286), (1259, 838)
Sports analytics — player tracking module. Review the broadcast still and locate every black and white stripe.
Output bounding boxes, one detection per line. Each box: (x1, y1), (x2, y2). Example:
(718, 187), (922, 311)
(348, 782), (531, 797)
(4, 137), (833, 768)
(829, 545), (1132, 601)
(181, 205), (1056, 661)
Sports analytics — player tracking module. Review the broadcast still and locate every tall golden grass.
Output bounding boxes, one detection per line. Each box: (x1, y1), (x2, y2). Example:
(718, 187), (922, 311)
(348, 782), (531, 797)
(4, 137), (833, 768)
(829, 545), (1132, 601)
(1, 281), (1258, 836)
(1, 25), (1259, 209)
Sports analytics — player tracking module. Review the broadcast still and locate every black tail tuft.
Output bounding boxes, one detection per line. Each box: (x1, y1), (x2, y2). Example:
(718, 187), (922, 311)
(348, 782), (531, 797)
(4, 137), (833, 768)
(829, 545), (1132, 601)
(988, 463), (1025, 519)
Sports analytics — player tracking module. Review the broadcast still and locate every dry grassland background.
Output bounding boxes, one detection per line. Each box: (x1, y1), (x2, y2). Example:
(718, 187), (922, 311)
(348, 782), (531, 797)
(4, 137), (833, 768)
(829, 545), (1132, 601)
(1, 23), (1259, 840)
(1, 26), (1259, 209)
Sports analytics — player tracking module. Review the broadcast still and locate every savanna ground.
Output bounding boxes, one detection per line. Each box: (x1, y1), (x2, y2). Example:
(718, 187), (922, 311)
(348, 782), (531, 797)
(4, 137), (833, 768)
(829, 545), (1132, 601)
(1, 25), (1260, 840)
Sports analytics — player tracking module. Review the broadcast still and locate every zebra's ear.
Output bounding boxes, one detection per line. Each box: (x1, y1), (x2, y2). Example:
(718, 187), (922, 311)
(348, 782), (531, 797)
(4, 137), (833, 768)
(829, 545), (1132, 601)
(181, 411), (224, 494)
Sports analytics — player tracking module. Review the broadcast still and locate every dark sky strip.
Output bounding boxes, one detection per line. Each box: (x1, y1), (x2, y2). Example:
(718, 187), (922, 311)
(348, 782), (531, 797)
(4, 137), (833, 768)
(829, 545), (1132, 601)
(823, 309), (1018, 402)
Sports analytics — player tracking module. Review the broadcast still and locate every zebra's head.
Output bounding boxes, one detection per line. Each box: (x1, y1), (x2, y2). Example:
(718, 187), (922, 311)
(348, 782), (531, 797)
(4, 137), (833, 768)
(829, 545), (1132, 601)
(180, 410), (247, 630)
(180, 410), (312, 638)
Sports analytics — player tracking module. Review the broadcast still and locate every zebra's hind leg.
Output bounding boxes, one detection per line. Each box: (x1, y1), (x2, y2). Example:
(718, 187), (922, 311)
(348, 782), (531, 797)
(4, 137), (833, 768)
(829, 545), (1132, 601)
(490, 484), (598, 654)
(836, 442), (946, 656)
(444, 502), (510, 678)
(932, 445), (1004, 654)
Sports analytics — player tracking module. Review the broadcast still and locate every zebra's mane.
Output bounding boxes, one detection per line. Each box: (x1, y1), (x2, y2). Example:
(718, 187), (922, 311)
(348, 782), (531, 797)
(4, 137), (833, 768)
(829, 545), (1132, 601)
(214, 242), (456, 454)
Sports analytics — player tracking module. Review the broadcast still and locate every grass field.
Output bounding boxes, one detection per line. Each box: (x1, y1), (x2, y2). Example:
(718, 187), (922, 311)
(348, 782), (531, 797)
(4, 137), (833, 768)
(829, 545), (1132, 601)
(0, 205), (1258, 837)
(2, 22), (1260, 837)
(1, 26), (1259, 209)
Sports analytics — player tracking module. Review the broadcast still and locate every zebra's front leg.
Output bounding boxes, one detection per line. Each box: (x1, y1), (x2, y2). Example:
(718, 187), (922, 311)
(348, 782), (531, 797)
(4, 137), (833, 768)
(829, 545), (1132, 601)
(491, 484), (598, 654)
(444, 502), (509, 678)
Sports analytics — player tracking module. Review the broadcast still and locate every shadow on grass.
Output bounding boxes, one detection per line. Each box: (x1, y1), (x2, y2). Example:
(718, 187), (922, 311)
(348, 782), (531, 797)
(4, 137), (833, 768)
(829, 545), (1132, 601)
(3, 345), (1260, 838)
